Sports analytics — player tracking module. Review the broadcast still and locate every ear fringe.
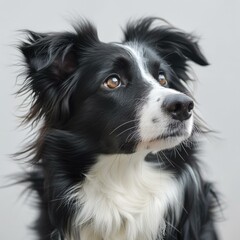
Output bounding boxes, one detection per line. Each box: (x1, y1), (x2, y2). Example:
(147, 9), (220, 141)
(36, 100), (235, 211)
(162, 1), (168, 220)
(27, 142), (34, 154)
(16, 20), (99, 164)
(17, 20), (99, 125)
(123, 17), (209, 66)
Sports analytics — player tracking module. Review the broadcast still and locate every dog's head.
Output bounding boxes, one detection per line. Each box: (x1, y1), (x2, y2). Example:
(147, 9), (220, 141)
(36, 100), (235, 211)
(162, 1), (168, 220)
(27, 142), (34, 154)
(20, 18), (208, 155)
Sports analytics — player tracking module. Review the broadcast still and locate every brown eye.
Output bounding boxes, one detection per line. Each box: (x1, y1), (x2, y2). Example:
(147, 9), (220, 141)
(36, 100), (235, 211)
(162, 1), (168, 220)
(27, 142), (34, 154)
(158, 72), (168, 86)
(104, 76), (122, 89)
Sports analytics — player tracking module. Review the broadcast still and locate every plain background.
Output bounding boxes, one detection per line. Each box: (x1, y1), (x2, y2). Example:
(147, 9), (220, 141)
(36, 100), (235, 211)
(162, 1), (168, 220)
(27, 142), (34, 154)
(0, 0), (239, 239)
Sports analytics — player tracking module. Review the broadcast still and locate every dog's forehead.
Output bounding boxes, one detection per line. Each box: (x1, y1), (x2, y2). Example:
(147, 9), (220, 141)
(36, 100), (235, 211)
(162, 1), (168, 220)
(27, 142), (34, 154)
(111, 42), (160, 66)
(108, 42), (164, 86)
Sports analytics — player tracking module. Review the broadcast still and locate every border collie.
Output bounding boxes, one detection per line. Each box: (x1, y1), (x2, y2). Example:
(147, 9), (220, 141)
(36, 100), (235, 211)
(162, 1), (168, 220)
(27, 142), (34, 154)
(17, 17), (219, 240)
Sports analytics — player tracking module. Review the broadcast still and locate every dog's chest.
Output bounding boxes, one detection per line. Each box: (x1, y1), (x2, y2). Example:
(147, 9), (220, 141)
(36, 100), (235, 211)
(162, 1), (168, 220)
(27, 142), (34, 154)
(75, 153), (182, 240)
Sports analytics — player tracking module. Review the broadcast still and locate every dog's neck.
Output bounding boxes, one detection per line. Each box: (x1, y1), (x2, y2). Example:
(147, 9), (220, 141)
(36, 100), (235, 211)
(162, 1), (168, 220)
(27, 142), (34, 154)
(69, 151), (183, 240)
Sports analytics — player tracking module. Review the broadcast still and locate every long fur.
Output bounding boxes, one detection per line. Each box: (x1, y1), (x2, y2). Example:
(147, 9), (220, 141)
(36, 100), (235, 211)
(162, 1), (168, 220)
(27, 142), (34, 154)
(17, 17), (219, 240)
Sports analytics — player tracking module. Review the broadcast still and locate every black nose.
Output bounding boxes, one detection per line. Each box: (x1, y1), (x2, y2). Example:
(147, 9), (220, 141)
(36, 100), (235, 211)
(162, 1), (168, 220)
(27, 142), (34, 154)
(163, 94), (194, 121)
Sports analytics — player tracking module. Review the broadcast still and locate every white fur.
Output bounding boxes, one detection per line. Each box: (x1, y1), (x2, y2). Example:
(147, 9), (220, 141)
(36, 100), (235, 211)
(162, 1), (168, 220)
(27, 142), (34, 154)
(72, 152), (183, 240)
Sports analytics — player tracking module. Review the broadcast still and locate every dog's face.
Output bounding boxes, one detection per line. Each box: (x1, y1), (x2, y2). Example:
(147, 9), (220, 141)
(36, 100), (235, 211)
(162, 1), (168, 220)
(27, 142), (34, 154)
(20, 18), (208, 155)
(67, 42), (194, 154)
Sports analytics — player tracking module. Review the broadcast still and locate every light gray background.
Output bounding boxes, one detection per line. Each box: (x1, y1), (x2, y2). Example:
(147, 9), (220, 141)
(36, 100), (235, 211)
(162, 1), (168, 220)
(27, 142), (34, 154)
(0, 0), (239, 239)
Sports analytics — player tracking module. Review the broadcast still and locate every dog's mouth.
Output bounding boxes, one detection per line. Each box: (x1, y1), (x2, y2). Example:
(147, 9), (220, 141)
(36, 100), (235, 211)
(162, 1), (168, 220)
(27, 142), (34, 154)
(155, 122), (188, 140)
(136, 119), (193, 152)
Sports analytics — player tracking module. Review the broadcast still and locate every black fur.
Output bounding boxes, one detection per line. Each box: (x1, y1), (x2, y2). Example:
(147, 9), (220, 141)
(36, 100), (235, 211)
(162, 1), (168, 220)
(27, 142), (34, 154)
(17, 17), (219, 240)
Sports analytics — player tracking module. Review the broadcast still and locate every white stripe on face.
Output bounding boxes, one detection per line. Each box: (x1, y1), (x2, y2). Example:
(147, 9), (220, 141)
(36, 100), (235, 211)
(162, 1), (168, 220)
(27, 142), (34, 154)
(120, 43), (159, 87)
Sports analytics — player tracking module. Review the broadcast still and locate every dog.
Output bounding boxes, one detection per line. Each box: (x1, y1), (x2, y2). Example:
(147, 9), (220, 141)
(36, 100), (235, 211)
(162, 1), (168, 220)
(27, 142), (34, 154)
(17, 17), (219, 240)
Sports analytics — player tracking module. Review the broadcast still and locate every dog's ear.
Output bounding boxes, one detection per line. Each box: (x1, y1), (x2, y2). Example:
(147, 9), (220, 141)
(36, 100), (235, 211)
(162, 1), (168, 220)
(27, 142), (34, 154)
(123, 17), (209, 82)
(21, 31), (78, 81)
(19, 22), (99, 125)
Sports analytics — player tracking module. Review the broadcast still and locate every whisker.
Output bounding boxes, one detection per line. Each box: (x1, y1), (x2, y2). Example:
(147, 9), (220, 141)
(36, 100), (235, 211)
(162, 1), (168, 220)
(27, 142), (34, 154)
(126, 131), (139, 143)
(109, 119), (139, 135)
(159, 150), (175, 168)
(175, 147), (185, 162)
(116, 126), (137, 137)
(165, 220), (181, 233)
(180, 142), (189, 156)
(156, 152), (166, 167)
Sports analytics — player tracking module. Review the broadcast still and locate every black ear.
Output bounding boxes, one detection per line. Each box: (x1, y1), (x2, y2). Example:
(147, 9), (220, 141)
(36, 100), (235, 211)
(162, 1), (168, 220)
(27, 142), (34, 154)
(21, 31), (79, 82)
(19, 22), (99, 125)
(123, 17), (209, 81)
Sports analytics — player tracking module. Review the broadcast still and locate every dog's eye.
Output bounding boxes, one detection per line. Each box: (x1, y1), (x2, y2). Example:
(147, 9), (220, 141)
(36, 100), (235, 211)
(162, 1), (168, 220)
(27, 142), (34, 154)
(158, 72), (168, 86)
(103, 76), (122, 90)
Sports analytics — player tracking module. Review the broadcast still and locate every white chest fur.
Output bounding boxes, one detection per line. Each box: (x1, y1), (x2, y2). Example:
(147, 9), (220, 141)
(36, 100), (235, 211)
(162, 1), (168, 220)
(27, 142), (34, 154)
(72, 153), (183, 240)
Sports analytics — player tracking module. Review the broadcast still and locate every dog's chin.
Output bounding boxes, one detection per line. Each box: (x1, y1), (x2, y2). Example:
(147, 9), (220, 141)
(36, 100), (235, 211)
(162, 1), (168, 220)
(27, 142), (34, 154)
(136, 128), (192, 154)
